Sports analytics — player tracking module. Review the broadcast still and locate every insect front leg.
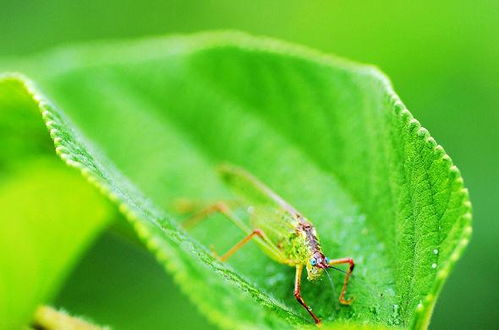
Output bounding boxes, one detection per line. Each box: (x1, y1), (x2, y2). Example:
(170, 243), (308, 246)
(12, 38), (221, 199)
(294, 265), (321, 324)
(328, 257), (355, 305)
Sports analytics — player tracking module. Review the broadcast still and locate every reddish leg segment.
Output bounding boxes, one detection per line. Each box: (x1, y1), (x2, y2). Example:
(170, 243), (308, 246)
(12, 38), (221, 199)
(219, 229), (264, 262)
(294, 265), (321, 324)
(182, 202), (233, 230)
(180, 202), (268, 261)
(328, 257), (355, 305)
(181, 201), (285, 262)
(181, 202), (265, 261)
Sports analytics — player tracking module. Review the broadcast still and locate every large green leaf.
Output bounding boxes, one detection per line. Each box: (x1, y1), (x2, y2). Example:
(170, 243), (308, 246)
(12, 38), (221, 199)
(0, 32), (471, 329)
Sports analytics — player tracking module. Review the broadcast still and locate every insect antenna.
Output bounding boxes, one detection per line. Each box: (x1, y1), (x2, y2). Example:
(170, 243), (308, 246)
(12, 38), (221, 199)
(324, 268), (340, 311)
(329, 266), (363, 282)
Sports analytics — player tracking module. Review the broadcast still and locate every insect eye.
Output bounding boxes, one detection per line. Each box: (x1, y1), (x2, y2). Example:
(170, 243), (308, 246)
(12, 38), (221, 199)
(310, 258), (317, 266)
(325, 257), (330, 264)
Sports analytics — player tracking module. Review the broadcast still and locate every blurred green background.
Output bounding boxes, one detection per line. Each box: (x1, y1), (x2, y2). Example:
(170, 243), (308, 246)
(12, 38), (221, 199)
(1, 1), (497, 329)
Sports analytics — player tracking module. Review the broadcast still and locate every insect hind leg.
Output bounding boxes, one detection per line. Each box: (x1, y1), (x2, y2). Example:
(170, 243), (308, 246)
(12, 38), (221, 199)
(219, 229), (265, 261)
(179, 201), (250, 232)
(178, 200), (288, 263)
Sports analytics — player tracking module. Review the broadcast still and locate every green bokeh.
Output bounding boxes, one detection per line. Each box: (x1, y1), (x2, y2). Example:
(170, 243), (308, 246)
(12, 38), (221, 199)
(1, 1), (497, 329)
(55, 230), (215, 330)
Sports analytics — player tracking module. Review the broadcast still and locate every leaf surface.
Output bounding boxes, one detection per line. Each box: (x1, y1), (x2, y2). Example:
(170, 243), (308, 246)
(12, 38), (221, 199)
(0, 32), (471, 329)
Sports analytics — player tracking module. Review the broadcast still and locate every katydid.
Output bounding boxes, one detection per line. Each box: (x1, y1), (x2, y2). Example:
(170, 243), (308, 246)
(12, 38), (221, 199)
(182, 163), (355, 325)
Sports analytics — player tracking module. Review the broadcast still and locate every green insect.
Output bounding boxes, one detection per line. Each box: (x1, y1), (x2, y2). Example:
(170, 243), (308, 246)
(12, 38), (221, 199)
(181, 163), (355, 325)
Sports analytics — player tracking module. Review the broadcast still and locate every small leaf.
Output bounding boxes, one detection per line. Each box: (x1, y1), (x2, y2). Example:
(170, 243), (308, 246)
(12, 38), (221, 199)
(0, 78), (113, 329)
(33, 305), (109, 330)
(0, 32), (471, 329)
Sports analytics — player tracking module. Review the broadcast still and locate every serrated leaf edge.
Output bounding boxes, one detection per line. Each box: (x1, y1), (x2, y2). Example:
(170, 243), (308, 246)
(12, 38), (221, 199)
(0, 32), (472, 329)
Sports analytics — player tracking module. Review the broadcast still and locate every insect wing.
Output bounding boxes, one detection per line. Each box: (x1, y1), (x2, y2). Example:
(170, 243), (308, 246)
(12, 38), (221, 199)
(248, 206), (296, 244)
(218, 163), (301, 217)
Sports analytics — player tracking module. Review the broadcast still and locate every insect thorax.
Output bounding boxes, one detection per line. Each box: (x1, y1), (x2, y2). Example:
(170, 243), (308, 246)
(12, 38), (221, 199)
(280, 230), (311, 264)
